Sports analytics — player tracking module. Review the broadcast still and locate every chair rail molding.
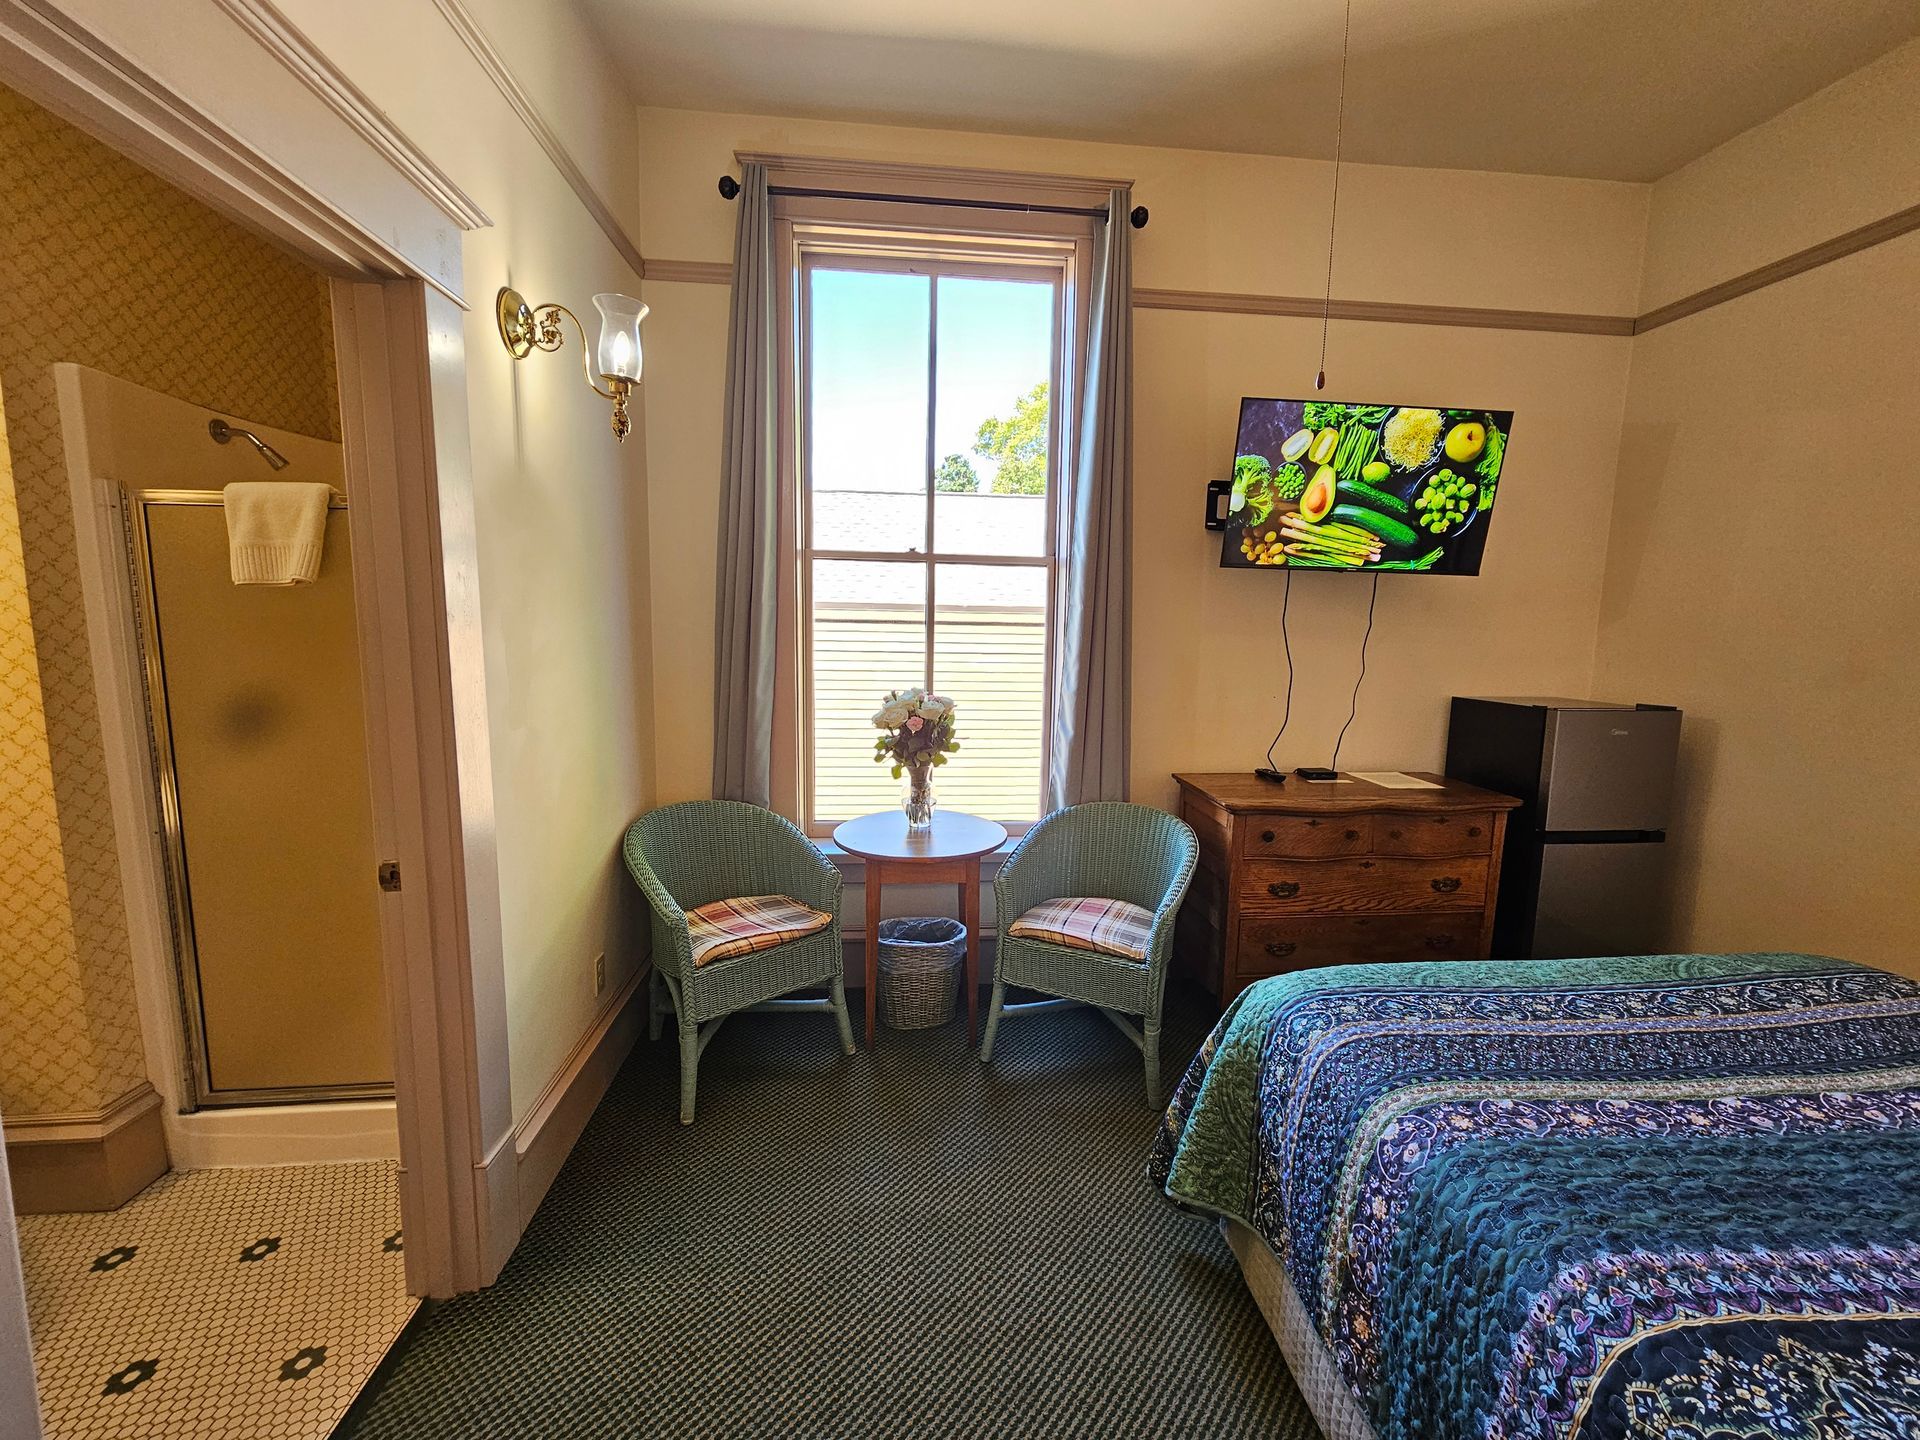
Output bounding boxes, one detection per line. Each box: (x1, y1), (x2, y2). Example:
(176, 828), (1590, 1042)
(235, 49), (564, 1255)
(209, 0), (491, 232)
(426, 0), (647, 280)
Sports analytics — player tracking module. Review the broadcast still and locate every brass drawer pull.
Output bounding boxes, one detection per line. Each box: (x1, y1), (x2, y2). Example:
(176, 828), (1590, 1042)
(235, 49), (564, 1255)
(1265, 941), (1297, 958)
(1467, 825), (1483, 838)
(1431, 876), (1463, 894)
(1387, 828), (1403, 840)
(1424, 934), (1457, 951)
(1344, 829), (1360, 841)
(1260, 829), (1276, 844)
(1267, 881), (1301, 899)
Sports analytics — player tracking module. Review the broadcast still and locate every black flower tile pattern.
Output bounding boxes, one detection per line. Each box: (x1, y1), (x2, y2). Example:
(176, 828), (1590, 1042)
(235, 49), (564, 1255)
(18, 1160), (414, 1439)
(88, 1246), (137, 1274)
(101, 1359), (156, 1396)
(278, 1347), (327, 1382)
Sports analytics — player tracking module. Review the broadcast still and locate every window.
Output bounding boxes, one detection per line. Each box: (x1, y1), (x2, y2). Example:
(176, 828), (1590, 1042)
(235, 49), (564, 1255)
(786, 221), (1084, 833)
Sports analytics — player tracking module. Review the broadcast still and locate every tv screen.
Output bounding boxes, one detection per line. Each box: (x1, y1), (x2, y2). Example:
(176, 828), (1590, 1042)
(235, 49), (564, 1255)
(1221, 397), (1513, 574)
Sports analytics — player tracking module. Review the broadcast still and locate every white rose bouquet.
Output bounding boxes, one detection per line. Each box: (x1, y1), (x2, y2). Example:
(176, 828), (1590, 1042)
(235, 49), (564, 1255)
(870, 687), (959, 778)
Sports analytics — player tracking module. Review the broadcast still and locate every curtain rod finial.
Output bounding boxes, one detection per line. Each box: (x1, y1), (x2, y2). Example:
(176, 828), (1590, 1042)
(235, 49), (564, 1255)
(1129, 205), (1148, 229)
(718, 175), (741, 200)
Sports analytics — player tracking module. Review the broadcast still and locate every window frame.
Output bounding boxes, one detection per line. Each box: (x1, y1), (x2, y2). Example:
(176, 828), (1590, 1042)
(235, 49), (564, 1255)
(768, 198), (1097, 837)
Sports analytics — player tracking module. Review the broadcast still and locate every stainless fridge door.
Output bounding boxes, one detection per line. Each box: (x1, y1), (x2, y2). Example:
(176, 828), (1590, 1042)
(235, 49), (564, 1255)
(1533, 840), (1668, 958)
(1541, 707), (1681, 832)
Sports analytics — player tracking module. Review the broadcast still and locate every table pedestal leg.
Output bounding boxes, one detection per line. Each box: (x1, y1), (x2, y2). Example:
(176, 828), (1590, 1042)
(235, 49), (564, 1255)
(963, 858), (981, 1045)
(865, 859), (883, 1047)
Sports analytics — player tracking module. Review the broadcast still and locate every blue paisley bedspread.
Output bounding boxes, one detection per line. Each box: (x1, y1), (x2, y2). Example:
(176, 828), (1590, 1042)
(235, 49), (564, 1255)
(1149, 953), (1920, 1440)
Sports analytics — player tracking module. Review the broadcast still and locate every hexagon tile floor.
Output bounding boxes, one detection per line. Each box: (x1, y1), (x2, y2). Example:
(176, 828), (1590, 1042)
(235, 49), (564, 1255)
(17, 1161), (416, 1439)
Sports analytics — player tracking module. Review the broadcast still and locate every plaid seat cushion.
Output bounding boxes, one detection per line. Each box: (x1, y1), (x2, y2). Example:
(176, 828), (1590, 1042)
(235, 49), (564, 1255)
(685, 894), (832, 968)
(1006, 896), (1154, 962)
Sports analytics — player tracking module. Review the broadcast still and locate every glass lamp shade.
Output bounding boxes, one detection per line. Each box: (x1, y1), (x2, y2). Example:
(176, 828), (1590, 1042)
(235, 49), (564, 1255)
(592, 293), (649, 383)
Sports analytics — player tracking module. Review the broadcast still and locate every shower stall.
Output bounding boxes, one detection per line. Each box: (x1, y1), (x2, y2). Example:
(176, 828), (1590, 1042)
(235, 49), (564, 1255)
(57, 366), (396, 1161)
(125, 487), (390, 1103)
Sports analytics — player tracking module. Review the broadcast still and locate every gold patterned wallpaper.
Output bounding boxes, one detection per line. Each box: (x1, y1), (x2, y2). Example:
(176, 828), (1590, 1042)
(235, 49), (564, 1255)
(0, 82), (340, 1119)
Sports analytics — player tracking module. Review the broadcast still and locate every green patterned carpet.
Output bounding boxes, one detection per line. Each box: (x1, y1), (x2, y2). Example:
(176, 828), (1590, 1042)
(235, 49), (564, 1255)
(337, 983), (1318, 1438)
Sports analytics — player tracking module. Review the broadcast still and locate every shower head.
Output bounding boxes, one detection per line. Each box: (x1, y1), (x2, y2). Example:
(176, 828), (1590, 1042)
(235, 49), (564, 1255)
(208, 418), (290, 471)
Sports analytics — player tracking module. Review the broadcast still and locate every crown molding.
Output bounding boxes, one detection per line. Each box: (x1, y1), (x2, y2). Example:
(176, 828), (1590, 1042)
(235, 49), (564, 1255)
(211, 0), (490, 231)
(0, 0), (459, 296)
(427, 0), (646, 280)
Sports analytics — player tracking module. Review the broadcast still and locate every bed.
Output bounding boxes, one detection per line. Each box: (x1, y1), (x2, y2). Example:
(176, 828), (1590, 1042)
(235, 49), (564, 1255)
(1151, 952), (1920, 1440)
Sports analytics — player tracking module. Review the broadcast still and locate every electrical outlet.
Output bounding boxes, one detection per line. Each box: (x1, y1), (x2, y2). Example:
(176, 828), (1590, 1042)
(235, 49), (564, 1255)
(592, 952), (607, 995)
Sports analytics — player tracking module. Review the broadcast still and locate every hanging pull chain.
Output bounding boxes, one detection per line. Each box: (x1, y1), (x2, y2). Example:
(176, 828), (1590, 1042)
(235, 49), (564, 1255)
(1317, 0), (1354, 392)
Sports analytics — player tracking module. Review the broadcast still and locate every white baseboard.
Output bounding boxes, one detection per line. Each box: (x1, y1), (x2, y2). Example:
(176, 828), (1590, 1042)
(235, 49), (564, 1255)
(511, 967), (648, 1229)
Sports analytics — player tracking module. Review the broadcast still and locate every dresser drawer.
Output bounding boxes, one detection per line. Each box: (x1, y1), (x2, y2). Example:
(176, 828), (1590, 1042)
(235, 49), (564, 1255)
(1235, 913), (1484, 977)
(1241, 856), (1489, 914)
(1239, 814), (1371, 858)
(1373, 811), (1496, 856)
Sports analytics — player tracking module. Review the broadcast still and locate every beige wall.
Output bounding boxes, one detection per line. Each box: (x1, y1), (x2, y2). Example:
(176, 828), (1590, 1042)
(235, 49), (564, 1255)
(1594, 48), (1920, 975)
(637, 107), (1643, 815)
(0, 83), (339, 1121)
(637, 109), (1648, 311)
(271, 0), (658, 1122)
(1637, 37), (1920, 312)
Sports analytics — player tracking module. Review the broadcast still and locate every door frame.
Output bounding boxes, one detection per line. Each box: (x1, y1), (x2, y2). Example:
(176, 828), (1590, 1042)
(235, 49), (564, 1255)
(0, 0), (515, 1304)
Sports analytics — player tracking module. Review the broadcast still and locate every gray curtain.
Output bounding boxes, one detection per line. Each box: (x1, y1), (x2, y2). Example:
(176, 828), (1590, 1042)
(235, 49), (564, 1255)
(711, 163), (777, 805)
(1050, 188), (1134, 809)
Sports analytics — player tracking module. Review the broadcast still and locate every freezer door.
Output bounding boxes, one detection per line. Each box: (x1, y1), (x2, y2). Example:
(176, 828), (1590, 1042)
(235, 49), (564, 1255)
(1541, 707), (1681, 832)
(1533, 840), (1668, 958)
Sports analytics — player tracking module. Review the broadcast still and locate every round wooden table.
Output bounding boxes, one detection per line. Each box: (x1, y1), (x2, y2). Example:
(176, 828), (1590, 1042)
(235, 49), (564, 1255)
(832, 809), (1008, 1046)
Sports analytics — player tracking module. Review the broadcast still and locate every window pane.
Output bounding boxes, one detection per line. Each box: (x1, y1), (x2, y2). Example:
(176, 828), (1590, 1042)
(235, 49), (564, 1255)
(810, 559), (927, 824)
(933, 276), (1054, 558)
(809, 268), (929, 553)
(932, 564), (1047, 823)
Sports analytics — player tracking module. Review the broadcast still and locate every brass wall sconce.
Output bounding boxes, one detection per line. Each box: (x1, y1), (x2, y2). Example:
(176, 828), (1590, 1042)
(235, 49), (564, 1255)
(496, 287), (649, 441)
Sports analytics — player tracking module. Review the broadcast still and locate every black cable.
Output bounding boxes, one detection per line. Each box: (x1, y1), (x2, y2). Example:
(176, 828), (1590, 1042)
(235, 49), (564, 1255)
(1329, 573), (1379, 772)
(1315, 0), (1354, 392)
(1262, 569), (1295, 771)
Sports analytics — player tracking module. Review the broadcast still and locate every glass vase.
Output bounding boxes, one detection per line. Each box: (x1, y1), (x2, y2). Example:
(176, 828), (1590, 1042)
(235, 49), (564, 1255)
(902, 761), (935, 831)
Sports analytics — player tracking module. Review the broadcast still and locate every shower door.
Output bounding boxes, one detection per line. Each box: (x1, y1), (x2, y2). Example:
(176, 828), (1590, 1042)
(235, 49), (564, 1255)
(131, 490), (392, 1104)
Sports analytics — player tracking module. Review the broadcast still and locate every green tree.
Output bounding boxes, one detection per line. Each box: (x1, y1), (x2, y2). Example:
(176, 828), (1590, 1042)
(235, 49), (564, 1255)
(934, 453), (979, 493)
(973, 382), (1050, 495)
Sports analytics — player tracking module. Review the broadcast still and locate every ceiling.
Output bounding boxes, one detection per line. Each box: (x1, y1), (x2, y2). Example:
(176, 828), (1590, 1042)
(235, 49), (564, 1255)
(580, 0), (1917, 182)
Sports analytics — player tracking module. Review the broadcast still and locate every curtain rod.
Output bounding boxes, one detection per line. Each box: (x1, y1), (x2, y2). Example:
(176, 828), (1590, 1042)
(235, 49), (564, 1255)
(717, 174), (1148, 229)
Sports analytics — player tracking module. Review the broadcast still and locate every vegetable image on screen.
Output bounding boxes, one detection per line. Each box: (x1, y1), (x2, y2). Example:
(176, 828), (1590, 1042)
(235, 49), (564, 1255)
(1223, 397), (1513, 575)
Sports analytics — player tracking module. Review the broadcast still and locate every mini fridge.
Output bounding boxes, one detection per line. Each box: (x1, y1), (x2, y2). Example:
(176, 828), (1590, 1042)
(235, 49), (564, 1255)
(1445, 696), (1682, 959)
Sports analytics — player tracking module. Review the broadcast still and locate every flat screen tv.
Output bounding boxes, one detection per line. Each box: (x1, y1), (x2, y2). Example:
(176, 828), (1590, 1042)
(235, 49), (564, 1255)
(1221, 397), (1513, 574)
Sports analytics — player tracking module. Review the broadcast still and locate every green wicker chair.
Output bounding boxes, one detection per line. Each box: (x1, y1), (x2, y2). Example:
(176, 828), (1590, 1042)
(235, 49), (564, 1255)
(622, 801), (855, 1124)
(980, 802), (1198, 1104)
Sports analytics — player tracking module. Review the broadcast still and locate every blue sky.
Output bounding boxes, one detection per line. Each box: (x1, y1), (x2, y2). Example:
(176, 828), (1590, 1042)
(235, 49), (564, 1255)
(808, 269), (1054, 496)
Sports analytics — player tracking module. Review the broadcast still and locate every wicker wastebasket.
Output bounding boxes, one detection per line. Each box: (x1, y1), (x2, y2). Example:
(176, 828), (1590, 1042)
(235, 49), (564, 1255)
(876, 917), (966, 1030)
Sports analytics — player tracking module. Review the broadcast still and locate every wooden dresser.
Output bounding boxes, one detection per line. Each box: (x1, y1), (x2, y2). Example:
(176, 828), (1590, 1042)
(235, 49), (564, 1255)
(1172, 772), (1523, 1003)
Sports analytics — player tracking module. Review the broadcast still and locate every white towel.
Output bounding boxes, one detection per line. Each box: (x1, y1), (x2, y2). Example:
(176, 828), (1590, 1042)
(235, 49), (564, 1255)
(223, 482), (331, 585)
